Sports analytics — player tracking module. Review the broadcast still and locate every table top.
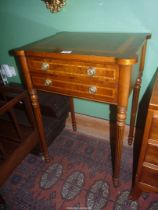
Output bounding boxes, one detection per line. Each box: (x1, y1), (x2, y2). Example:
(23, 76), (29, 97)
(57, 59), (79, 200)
(16, 32), (150, 60)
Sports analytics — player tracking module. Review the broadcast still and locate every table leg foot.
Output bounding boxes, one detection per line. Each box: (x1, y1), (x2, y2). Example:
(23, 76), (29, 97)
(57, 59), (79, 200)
(45, 155), (50, 162)
(72, 123), (77, 132)
(41, 154), (50, 162)
(128, 187), (142, 200)
(113, 177), (119, 187)
(128, 136), (133, 145)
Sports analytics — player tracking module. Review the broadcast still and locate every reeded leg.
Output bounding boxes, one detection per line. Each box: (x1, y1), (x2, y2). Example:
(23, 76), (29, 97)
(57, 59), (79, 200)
(30, 89), (49, 162)
(128, 78), (142, 145)
(69, 97), (77, 131)
(113, 106), (126, 187)
(129, 40), (148, 145)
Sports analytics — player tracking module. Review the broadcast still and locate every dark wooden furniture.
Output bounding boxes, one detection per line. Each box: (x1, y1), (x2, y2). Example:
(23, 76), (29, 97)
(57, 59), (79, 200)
(0, 86), (39, 186)
(13, 32), (150, 186)
(130, 71), (158, 200)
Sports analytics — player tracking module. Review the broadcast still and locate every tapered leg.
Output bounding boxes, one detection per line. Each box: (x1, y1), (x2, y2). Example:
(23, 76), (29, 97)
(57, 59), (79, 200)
(69, 97), (77, 131)
(18, 54), (49, 162)
(128, 78), (141, 145)
(129, 41), (148, 145)
(30, 89), (49, 162)
(113, 106), (126, 187)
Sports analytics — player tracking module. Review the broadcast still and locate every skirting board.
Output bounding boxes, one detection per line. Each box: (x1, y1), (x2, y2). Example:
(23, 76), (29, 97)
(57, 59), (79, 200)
(66, 113), (131, 147)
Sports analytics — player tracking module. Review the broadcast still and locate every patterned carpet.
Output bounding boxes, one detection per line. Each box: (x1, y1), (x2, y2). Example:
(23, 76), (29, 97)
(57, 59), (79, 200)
(1, 129), (158, 210)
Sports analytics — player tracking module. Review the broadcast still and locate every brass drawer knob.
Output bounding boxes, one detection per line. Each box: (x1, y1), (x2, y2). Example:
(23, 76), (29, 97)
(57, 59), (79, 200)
(87, 67), (96, 76)
(44, 79), (52, 86)
(41, 62), (49, 70)
(88, 86), (97, 94)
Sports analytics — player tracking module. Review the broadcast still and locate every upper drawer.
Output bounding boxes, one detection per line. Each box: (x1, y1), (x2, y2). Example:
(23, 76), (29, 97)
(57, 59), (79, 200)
(27, 57), (118, 82)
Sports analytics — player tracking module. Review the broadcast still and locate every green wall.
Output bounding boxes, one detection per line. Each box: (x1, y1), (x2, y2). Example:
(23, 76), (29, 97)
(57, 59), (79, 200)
(1, 0), (158, 124)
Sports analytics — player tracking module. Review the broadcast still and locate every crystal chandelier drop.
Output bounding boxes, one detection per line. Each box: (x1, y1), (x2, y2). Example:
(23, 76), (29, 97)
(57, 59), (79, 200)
(43, 0), (66, 13)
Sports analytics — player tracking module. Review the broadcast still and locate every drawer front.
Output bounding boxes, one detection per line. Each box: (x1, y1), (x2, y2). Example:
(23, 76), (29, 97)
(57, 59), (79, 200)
(31, 74), (117, 103)
(27, 57), (118, 81)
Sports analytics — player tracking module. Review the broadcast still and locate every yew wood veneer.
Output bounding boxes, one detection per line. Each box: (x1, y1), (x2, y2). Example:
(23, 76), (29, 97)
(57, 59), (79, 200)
(13, 32), (151, 186)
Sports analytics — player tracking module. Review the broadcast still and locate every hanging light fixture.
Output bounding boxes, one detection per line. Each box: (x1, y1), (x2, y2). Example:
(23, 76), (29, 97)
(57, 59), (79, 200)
(43, 0), (66, 13)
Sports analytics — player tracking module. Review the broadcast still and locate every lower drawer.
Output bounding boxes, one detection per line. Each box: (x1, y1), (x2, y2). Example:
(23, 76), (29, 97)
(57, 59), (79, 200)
(31, 75), (117, 103)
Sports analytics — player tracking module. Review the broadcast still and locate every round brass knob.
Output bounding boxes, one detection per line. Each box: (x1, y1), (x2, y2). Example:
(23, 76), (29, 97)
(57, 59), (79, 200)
(44, 79), (52, 86)
(87, 67), (96, 76)
(41, 62), (49, 71)
(88, 86), (97, 94)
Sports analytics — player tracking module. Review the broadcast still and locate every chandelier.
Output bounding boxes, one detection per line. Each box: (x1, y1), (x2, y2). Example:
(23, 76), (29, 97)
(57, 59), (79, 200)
(43, 0), (66, 13)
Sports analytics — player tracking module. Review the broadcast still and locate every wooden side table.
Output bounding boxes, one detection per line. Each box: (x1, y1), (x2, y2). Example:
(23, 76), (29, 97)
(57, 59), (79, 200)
(13, 32), (151, 186)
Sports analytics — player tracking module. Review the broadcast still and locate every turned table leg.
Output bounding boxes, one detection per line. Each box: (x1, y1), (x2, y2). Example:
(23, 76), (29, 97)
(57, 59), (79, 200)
(69, 97), (77, 131)
(113, 106), (127, 187)
(30, 89), (50, 162)
(128, 41), (148, 145)
(18, 54), (49, 162)
(128, 78), (142, 145)
(113, 64), (132, 186)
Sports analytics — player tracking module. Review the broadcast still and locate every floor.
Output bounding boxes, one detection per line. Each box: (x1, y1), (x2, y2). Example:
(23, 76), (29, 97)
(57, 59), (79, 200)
(1, 129), (158, 210)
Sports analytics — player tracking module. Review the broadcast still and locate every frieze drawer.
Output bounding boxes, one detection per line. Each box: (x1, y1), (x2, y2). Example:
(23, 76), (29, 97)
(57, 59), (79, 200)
(31, 74), (117, 103)
(27, 57), (118, 82)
